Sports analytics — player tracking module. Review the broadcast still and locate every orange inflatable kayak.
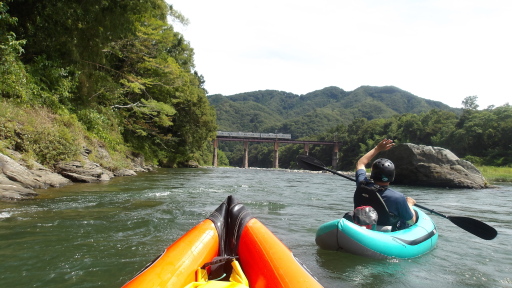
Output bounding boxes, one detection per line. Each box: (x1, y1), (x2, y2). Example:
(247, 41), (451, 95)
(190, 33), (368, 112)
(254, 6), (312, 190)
(122, 195), (323, 288)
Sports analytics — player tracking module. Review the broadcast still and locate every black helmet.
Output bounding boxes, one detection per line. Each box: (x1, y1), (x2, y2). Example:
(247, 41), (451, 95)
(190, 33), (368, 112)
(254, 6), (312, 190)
(371, 158), (395, 182)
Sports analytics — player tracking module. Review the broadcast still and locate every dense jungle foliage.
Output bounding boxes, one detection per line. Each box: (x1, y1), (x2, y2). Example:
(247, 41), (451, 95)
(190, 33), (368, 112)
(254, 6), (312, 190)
(0, 1), (217, 168)
(211, 90), (512, 170)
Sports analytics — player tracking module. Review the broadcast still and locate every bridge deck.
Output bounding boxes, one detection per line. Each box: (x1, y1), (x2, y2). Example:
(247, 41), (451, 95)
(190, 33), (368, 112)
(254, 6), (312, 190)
(217, 137), (336, 145)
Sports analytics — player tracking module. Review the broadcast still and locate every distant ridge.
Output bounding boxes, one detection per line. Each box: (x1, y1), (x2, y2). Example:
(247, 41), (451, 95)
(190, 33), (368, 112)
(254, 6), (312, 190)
(208, 86), (459, 139)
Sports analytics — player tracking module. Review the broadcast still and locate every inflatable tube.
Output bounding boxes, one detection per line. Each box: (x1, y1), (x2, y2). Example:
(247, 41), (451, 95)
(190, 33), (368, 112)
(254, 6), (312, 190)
(316, 207), (438, 259)
(238, 218), (323, 288)
(123, 195), (323, 287)
(122, 219), (220, 288)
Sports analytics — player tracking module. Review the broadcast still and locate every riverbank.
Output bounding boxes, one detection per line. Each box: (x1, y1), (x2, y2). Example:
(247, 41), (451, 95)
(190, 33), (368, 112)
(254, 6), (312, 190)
(0, 148), (154, 201)
(0, 101), (162, 201)
(2, 149), (509, 202)
(478, 166), (512, 182)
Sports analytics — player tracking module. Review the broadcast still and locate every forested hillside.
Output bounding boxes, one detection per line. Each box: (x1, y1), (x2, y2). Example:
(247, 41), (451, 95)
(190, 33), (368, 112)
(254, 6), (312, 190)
(209, 86), (457, 138)
(0, 1), (216, 168)
(2, 1), (510, 172)
(210, 88), (511, 170)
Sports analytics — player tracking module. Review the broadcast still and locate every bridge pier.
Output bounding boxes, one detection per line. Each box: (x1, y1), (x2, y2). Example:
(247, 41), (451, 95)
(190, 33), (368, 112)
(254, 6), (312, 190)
(273, 141), (279, 168)
(243, 141), (249, 168)
(332, 142), (339, 169)
(212, 134), (339, 169)
(212, 139), (218, 167)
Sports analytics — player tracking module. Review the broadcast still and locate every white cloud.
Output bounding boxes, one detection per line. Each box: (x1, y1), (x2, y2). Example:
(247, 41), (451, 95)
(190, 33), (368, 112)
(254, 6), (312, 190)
(169, 0), (511, 109)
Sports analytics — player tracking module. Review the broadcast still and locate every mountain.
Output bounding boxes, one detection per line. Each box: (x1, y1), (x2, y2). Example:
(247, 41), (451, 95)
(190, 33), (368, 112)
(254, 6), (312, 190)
(208, 86), (458, 139)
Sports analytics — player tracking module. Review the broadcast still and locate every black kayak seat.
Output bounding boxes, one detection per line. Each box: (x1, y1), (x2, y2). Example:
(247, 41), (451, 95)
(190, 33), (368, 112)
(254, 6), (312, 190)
(353, 183), (399, 227)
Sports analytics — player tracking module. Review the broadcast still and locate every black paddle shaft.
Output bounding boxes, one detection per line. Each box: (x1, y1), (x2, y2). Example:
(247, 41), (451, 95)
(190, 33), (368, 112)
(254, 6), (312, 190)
(296, 154), (498, 240)
(415, 204), (498, 240)
(296, 155), (356, 182)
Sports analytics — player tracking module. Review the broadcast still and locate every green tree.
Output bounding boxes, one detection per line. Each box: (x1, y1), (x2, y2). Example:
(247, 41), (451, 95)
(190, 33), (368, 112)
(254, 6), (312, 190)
(419, 109), (457, 146)
(0, 1), (29, 100)
(2, 0), (216, 167)
(462, 95), (479, 110)
(101, 13), (216, 166)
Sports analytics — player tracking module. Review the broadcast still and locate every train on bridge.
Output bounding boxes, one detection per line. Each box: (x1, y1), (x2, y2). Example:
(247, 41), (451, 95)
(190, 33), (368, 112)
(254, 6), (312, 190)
(217, 131), (292, 140)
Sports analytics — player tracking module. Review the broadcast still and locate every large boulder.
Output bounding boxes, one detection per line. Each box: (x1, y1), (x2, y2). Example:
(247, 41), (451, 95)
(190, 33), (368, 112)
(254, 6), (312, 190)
(0, 153), (48, 189)
(55, 160), (115, 183)
(0, 179), (38, 200)
(0, 152), (71, 200)
(378, 143), (487, 189)
(0, 144), (156, 201)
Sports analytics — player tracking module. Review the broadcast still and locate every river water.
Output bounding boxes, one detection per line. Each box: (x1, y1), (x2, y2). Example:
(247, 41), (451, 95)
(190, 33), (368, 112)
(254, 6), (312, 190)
(1, 168), (511, 288)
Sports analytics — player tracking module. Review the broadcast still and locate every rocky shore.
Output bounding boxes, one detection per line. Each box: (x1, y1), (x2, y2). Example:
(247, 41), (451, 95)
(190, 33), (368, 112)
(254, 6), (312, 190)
(0, 149), (153, 201)
(1, 142), (488, 202)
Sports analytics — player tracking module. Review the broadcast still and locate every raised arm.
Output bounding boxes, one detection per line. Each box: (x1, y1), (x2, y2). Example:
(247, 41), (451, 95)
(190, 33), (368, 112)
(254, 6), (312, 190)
(356, 139), (395, 170)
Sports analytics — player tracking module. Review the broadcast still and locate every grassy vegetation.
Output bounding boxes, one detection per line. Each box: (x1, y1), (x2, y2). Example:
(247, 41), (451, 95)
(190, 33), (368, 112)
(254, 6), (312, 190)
(478, 166), (512, 183)
(0, 100), (131, 170)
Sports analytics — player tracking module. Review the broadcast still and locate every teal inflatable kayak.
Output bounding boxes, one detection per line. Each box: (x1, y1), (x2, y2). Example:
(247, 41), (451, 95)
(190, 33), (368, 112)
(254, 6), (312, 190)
(316, 207), (438, 259)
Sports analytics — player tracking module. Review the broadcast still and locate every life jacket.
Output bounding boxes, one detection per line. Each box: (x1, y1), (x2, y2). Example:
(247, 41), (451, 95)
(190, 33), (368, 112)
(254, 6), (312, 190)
(353, 182), (399, 227)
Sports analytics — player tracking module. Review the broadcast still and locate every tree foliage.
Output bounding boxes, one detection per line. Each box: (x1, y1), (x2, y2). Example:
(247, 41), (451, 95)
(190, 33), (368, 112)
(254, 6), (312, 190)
(1, 0), (216, 167)
(216, 96), (511, 169)
(332, 103), (511, 169)
(209, 86), (458, 138)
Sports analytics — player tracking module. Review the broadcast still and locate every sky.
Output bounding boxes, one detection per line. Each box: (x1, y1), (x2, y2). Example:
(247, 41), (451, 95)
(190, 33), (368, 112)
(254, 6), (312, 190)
(168, 0), (511, 109)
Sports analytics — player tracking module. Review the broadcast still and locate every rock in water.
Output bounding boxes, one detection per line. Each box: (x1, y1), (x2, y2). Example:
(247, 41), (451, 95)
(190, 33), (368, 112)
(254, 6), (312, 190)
(378, 143), (487, 189)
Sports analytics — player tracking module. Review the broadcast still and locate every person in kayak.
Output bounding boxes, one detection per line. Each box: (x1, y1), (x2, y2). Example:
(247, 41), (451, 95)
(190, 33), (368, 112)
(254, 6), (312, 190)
(354, 139), (417, 230)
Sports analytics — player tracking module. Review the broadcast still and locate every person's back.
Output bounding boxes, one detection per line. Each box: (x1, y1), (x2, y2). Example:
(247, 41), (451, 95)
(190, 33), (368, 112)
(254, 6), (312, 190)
(353, 181), (398, 227)
(354, 139), (416, 228)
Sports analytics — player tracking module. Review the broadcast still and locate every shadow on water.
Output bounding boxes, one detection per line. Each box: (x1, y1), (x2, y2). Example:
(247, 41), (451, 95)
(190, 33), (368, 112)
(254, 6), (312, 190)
(315, 248), (424, 288)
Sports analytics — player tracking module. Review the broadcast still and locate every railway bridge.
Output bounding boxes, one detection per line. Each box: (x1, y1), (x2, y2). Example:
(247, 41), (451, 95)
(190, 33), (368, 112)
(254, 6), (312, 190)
(213, 131), (339, 169)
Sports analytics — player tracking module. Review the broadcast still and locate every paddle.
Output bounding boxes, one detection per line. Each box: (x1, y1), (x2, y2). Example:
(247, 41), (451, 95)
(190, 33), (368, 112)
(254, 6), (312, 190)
(297, 154), (356, 182)
(296, 154), (498, 240)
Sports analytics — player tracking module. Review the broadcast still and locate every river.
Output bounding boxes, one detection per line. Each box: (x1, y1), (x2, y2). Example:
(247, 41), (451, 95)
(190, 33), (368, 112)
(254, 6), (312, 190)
(0, 168), (511, 287)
